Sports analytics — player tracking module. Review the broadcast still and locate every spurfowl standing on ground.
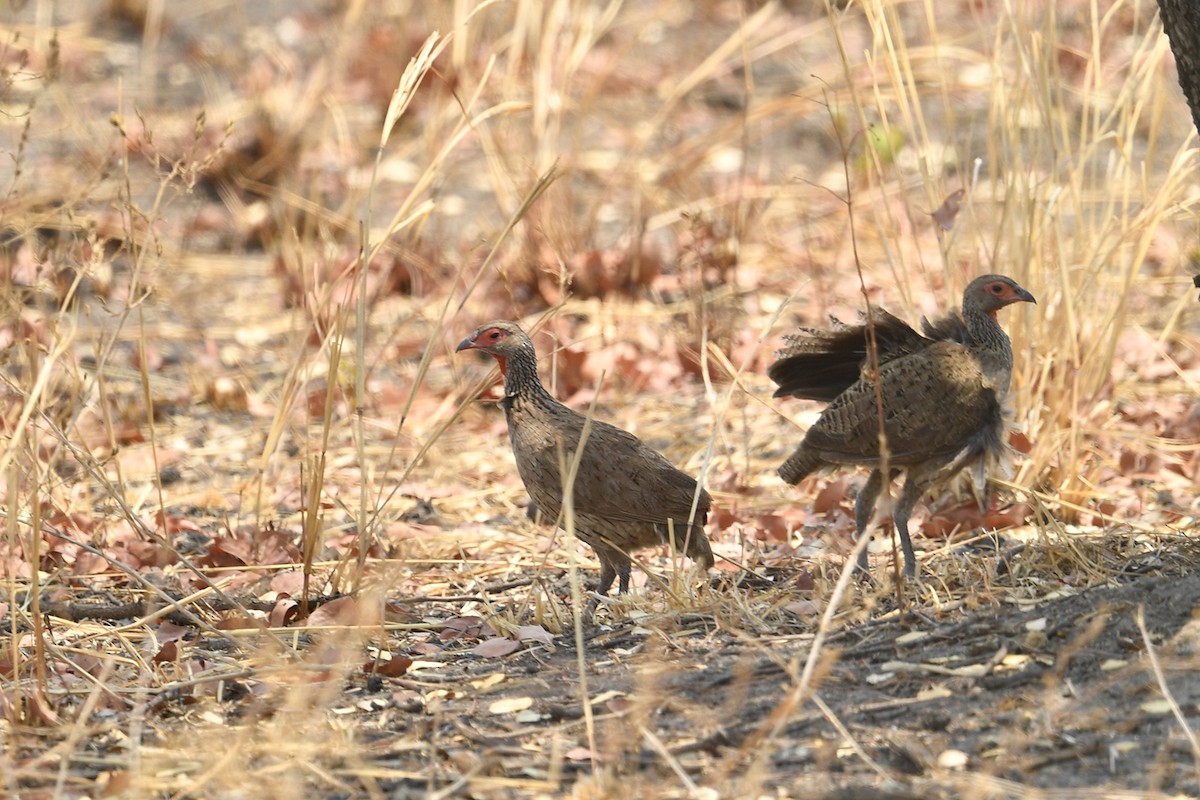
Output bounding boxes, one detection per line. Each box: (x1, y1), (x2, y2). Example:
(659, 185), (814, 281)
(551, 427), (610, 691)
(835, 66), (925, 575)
(768, 275), (1036, 577)
(457, 321), (714, 596)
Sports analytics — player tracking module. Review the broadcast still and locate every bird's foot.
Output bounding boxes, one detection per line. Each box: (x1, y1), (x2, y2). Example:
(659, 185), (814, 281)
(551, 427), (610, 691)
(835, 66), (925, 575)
(994, 543), (1027, 576)
(581, 591), (619, 624)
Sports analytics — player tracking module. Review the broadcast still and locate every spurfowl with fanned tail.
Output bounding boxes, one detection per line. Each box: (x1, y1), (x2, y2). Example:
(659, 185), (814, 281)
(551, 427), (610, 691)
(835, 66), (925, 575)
(768, 275), (1035, 577)
(457, 321), (713, 596)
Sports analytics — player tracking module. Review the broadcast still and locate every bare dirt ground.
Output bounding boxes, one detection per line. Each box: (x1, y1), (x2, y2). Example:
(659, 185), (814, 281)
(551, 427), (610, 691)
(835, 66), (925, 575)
(2, 1), (1200, 798)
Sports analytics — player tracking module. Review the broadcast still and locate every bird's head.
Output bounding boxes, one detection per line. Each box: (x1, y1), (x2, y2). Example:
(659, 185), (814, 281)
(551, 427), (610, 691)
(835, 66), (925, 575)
(456, 320), (531, 375)
(967, 275), (1037, 318)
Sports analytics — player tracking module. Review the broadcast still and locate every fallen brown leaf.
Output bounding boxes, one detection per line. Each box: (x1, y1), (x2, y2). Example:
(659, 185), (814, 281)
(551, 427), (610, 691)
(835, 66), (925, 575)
(471, 637), (521, 658)
(365, 654), (413, 677)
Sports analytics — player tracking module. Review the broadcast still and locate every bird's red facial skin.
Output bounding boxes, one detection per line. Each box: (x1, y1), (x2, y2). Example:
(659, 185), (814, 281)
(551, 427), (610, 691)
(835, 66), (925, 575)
(471, 327), (510, 374)
(988, 282), (1027, 307)
(457, 326), (511, 372)
(479, 327), (508, 347)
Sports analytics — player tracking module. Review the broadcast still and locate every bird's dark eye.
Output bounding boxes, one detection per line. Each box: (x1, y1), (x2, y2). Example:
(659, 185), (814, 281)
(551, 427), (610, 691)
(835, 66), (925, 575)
(990, 283), (1003, 294)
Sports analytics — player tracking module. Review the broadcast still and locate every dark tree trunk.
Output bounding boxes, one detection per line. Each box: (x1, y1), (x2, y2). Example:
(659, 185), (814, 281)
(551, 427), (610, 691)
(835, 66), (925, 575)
(1157, 0), (1200, 297)
(1157, 0), (1200, 138)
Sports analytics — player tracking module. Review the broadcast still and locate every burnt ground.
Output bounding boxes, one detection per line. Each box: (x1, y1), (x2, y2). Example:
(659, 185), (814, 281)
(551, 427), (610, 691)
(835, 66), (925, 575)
(350, 566), (1200, 797)
(117, 558), (1194, 799)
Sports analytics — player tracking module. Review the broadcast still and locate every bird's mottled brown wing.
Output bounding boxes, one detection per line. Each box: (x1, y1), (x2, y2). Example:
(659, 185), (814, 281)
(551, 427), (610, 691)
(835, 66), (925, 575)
(508, 403), (709, 527)
(568, 418), (710, 526)
(769, 309), (934, 401)
(557, 417), (713, 567)
(801, 340), (1001, 466)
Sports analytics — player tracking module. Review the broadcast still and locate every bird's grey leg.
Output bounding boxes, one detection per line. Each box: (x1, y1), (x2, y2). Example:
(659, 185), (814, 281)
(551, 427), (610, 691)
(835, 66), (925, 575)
(616, 560), (632, 594)
(590, 543), (631, 596)
(579, 543), (631, 622)
(854, 469), (885, 573)
(894, 473), (925, 578)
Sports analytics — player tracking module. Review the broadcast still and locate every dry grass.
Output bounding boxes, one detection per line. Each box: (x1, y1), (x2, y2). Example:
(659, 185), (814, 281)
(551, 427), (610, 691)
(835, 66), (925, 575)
(2, 0), (1199, 797)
